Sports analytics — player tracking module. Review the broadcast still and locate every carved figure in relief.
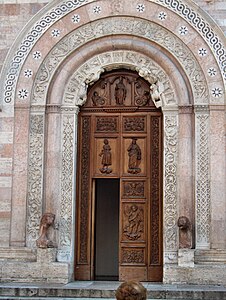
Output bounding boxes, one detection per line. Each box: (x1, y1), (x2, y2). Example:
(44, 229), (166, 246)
(116, 281), (147, 300)
(150, 81), (165, 108)
(36, 213), (56, 249)
(115, 76), (127, 105)
(136, 67), (157, 85)
(85, 67), (104, 85)
(124, 205), (143, 240)
(177, 216), (192, 249)
(99, 139), (112, 174)
(92, 91), (105, 106)
(127, 138), (141, 174)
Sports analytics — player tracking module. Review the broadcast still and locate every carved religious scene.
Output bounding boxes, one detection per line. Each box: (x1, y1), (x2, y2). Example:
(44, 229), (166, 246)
(36, 213), (56, 249)
(99, 139), (112, 174)
(123, 204), (144, 241)
(85, 70), (157, 110)
(127, 138), (141, 174)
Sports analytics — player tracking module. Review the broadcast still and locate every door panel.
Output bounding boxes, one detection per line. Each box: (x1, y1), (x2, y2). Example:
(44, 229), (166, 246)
(75, 70), (162, 282)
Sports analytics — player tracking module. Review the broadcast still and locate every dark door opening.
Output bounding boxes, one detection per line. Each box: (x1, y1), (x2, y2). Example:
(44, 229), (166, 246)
(95, 179), (119, 280)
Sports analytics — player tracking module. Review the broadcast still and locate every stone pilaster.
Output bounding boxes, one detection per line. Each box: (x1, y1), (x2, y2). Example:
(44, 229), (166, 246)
(194, 105), (210, 249)
(57, 106), (80, 267)
(162, 107), (179, 264)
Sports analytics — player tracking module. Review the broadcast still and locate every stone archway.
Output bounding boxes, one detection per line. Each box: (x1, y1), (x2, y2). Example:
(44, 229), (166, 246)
(0, 0), (225, 284)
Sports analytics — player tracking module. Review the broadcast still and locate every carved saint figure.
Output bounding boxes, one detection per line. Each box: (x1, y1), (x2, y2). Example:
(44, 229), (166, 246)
(177, 216), (192, 249)
(127, 138), (141, 174)
(36, 213), (56, 249)
(115, 76), (127, 105)
(124, 205), (143, 240)
(99, 138), (112, 174)
(92, 91), (105, 106)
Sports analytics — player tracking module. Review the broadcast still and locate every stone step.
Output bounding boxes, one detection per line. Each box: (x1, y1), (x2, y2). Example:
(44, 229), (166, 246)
(1, 282), (226, 300)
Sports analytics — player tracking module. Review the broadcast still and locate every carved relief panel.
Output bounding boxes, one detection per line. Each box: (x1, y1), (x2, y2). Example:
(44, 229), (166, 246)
(86, 70), (155, 109)
(122, 203), (145, 242)
(123, 138), (146, 176)
(94, 137), (119, 176)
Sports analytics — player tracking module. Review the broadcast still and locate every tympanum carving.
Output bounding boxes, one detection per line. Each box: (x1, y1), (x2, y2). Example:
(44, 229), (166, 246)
(123, 205), (144, 240)
(177, 216), (192, 249)
(36, 213), (56, 249)
(99, 139), (112, 174)
(127, 138), (141, 174)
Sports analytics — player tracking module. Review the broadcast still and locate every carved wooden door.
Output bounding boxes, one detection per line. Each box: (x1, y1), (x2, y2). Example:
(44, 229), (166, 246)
(75, 70), (163, 281)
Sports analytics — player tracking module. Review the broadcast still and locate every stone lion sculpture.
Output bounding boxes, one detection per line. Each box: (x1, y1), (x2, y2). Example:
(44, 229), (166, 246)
(36, 213), (56, 249)
(116, 281), (147, 300)
(177, 216), (192, 249)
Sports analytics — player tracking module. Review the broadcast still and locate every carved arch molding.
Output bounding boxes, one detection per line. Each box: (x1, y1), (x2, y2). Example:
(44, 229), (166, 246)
(2, 1), (223, 262)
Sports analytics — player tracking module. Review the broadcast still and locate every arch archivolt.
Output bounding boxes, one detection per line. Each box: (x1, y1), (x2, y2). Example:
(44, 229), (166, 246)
(31, 16), (210, 107)
(1, 0), (225, 106)
(4, 0), (225, 264)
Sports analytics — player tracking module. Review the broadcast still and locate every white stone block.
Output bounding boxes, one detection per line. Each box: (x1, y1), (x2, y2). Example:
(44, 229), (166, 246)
(178, 249), (194, 267)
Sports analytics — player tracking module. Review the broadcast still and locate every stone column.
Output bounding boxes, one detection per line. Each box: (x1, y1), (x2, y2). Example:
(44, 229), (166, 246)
(26, 106), (46, 248)
(178, 106), (194, 233)
(194, 105), (210, 250)
(162, 107), (179, 264)
(57, 106), (79, 277)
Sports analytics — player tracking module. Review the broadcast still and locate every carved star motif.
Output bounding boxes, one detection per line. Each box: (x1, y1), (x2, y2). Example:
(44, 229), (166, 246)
(211, 87), (222, 98)
(71, 14), (80, 23)
(18, 88), (29, 99)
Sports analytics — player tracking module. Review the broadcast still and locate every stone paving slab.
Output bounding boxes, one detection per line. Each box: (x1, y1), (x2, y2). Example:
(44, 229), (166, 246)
(1, 282), (226, 299)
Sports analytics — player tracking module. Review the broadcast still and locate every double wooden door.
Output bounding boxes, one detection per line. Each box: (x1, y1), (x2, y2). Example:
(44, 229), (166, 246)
(75, 70), (163, 282)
